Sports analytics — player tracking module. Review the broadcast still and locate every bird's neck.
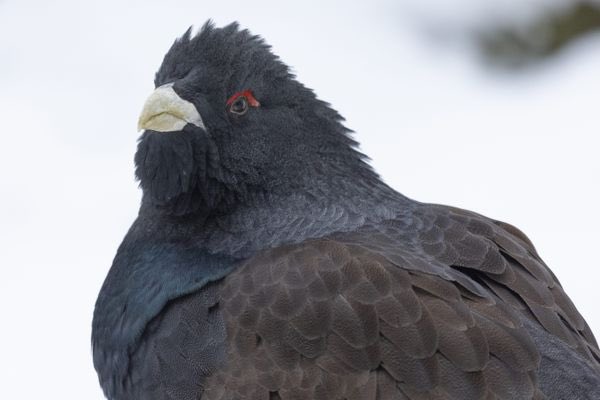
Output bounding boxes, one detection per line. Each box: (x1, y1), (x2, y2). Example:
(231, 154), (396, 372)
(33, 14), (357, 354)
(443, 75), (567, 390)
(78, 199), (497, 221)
(208, 179), (408, 256)
(140, 172), (409, 257)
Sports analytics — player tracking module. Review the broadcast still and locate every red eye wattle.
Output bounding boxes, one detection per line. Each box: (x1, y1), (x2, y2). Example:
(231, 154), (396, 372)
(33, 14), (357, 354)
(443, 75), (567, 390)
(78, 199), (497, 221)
(226, 90), (260, 108)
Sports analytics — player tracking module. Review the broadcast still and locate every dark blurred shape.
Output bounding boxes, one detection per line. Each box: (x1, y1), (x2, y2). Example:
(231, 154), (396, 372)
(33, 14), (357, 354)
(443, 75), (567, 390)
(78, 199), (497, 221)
(478, 1), (600, 69)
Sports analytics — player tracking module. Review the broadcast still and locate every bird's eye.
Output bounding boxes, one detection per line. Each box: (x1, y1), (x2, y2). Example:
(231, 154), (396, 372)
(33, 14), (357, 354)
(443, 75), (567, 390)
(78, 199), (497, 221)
(226, 89), (260, 117)
(229, 96), (248, 115)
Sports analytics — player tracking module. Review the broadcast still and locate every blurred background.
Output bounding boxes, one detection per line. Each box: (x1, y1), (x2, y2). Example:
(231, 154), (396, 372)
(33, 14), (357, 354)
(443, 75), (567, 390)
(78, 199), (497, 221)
(0, 0), (599, 398)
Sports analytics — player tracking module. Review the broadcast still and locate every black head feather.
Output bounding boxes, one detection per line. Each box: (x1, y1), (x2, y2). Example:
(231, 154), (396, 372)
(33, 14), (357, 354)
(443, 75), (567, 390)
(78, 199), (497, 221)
(135, 21), (379, 216)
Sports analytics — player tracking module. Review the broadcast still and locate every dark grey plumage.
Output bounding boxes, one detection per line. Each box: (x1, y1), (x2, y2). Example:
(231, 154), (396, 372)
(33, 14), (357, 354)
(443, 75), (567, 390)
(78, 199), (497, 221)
(92, 22), (600, 400)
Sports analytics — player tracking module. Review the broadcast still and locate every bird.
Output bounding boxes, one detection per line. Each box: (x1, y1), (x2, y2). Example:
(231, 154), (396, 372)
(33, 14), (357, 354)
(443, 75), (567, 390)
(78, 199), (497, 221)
(92, 21), (600, 400)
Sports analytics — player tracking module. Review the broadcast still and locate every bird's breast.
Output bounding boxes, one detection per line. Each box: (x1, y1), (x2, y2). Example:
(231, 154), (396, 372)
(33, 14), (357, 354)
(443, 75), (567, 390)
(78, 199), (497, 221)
(92, 238), (239, 399)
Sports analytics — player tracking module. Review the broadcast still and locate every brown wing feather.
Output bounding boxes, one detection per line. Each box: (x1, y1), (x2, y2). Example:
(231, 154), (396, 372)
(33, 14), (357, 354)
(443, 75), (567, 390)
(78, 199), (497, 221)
(202, 204), (598, 399)
(434, 206), (598, 359)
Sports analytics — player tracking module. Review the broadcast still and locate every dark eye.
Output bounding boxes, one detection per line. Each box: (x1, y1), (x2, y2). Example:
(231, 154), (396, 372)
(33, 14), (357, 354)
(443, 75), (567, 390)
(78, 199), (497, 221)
(226, 90), (260, 116)
(229, 96), (248, 115)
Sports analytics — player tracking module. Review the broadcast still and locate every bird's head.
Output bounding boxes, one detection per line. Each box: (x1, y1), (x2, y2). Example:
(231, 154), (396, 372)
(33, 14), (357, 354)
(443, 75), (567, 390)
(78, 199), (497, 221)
(135, 21), (373, 216)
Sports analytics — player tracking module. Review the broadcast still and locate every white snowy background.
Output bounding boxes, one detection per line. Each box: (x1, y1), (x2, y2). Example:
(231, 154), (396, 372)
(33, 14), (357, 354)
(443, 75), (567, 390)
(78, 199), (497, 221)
(0, 0), (598, 398)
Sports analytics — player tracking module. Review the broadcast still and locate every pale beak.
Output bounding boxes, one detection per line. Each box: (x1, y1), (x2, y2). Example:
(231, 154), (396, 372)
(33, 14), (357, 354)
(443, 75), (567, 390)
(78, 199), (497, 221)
(137, 83), (206, 132)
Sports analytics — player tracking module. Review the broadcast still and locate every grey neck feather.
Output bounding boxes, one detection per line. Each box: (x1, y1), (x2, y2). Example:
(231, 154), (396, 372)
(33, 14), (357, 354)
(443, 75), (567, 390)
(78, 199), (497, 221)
(140, 173), (411, 257)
